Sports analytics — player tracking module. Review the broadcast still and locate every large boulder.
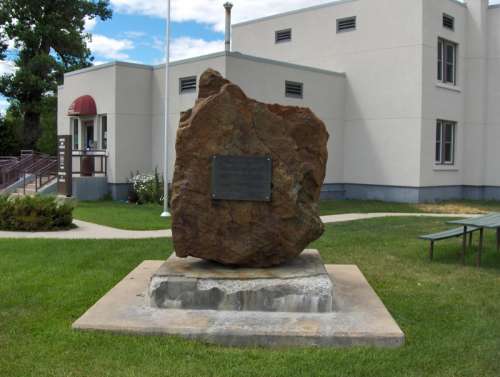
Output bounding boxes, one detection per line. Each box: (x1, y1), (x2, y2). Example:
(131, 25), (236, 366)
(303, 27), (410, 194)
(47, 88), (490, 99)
(171, 69), (329, 267)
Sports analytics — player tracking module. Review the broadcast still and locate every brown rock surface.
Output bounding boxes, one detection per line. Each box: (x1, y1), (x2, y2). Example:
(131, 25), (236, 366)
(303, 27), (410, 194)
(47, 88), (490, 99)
(171, 69), (329, 267)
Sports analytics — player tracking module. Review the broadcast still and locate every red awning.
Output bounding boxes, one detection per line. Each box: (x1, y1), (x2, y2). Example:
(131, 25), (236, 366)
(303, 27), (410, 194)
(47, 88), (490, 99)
(68, 95), (97, 116)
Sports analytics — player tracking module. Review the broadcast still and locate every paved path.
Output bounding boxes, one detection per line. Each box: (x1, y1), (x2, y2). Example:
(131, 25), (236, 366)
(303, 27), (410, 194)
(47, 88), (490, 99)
(0, 213), (478, 240)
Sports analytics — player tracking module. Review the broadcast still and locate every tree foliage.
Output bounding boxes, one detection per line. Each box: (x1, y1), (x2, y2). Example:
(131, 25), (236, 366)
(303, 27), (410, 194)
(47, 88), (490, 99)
(0, 0), (112, 149)
(0, 110), (21, 156)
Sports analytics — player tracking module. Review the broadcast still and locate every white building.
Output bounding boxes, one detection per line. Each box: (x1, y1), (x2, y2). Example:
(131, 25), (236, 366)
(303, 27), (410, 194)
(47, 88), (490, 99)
(57, 0), (500, 202)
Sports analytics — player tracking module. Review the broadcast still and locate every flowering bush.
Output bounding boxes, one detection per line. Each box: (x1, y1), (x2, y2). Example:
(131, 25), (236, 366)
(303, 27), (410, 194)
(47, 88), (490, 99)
(128, 169), (164, 205)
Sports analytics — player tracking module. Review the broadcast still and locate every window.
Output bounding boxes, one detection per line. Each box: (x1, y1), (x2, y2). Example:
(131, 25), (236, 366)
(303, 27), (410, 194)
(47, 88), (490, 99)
(337, 17), (356, 33)
(275, 29), (292, 43)
(285, 81), (303, 98)
(72, 119), (79, 150)
(443, 14), (455, 30)
(435, 120), (456, 165)
(179, 76), (197, 93)
(101, 115), (108, 150)
(437, 38), (457, 85)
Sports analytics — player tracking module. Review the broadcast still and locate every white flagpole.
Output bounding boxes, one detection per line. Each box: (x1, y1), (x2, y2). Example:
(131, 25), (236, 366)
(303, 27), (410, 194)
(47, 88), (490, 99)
(161, 0), (171, 218)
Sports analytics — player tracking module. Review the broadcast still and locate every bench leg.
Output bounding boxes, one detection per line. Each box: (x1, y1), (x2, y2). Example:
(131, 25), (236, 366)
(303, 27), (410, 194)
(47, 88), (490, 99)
(462, 226), (467, 265)
(430, 241), (434, 261)
(469, 232), (473, 248)
(497, 228), (500, 253)
(477, 228), (484, 268)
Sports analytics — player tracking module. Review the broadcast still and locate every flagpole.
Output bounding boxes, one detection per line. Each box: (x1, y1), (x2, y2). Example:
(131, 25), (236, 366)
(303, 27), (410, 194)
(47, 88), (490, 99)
(161, 0), (171, 218)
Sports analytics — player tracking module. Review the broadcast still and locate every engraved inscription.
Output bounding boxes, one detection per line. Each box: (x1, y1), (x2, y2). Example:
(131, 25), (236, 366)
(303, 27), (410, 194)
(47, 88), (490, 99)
(211, 155), (272, 202)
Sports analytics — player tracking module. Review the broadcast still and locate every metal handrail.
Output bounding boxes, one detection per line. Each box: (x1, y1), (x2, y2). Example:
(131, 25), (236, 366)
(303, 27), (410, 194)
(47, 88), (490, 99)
(22, 156), (57, 194)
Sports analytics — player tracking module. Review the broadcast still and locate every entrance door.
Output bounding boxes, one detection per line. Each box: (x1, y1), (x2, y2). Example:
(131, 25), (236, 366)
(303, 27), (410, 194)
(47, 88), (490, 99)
(84, 120), (95, 150)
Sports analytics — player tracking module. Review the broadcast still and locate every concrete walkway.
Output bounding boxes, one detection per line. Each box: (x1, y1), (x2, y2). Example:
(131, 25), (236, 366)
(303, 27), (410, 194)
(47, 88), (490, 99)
(0, 213), (477, 240)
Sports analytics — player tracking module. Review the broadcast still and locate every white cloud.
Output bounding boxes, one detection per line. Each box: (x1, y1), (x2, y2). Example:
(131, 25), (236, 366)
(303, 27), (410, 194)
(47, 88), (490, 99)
(88, 34), (134, 60)
(0, 60), (16, 76)
(84, 16), (97, 32)
(0, 97), (8, 115)
(170, 37), (224, 61)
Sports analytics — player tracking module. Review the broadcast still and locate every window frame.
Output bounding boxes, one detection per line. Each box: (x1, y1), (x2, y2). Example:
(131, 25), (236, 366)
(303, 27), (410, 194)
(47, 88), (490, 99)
(435, 120), (456, 165)
(437, 38), (458, 85)
(285, 80), (304, 99)
(179, 76), (197, 94)
(72, 118), (79, 150)
(100, 115), (108, 150)
(275, 28), (292, 44)
(336, 16), (357, 33)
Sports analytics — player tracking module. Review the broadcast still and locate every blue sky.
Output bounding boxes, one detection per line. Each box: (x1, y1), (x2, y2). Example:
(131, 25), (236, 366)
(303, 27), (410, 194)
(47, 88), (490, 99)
(1, 0), (500, 113)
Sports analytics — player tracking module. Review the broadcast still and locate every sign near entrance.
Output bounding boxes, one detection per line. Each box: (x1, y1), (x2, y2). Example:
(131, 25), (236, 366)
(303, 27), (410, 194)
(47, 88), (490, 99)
(211, 155), (272, 202)
(57, 135), (73, 197)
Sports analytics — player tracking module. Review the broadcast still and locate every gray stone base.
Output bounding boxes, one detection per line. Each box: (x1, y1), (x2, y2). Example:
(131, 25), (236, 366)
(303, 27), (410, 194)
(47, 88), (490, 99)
(321, 183), (500, 203)
(148, 250), (333, 313)
(73, 176), (109, 201)
(72, 259), (405, 348)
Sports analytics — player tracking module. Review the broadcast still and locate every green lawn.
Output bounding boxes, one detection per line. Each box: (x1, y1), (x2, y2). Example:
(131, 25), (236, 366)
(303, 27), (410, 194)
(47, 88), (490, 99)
(1, 217), (499, 376)
(73, 201), (170, 230)
(72, 199), (500, 231)
(319, 199), (500, 216)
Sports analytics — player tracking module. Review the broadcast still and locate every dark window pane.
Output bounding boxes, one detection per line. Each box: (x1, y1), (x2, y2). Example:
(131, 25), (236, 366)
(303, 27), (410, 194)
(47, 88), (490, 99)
(445, 63), (454, 83)
(445, 124), (453, 142)
(436, 142), (441, 162)
(444, 143), (452, 162)
(446, 44), (454, 64)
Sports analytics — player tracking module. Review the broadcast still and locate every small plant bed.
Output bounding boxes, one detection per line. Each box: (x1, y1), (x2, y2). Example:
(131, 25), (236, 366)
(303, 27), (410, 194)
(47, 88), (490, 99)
(73, 200), (170, 231)
(0, 195), (73, 232)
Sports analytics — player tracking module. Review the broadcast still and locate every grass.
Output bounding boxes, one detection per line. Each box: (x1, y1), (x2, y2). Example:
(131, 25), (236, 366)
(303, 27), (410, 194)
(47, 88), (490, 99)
(1, 217), (500, 376)
(72, 199), (500, 231)
(319, 199), (500, 216)
(73, 201), (170, 230)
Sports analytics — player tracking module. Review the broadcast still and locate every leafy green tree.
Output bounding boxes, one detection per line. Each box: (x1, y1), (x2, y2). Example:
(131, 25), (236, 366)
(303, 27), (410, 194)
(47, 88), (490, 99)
(0, 0), (112, 150)
(0, 109), (21, 156)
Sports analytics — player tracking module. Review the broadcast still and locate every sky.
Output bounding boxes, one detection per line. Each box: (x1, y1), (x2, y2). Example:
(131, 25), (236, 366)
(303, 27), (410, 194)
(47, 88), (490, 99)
(1, 0), (500, 114)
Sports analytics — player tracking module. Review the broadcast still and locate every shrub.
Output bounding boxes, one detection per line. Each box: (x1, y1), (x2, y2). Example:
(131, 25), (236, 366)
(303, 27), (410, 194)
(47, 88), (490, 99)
(0, 195), (74, 231)
(129, 168), (164, 205)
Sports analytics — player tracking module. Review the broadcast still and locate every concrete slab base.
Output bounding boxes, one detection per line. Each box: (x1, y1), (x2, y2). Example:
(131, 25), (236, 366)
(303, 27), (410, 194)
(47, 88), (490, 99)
(148, 250), (334, 313)
(73, 260), (405, 348)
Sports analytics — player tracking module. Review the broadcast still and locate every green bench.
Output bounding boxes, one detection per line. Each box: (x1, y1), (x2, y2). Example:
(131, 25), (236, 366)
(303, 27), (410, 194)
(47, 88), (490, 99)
(419, 227), (479, 261)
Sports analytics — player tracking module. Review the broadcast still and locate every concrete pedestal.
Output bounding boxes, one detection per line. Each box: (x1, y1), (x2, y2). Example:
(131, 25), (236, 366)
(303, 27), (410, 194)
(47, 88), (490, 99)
(148, 250), (334, 313)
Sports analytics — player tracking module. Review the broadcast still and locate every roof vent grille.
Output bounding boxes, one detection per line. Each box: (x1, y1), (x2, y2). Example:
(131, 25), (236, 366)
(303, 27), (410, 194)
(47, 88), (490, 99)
(275, 29), (292, 43)
(285, 81), (303, 98)
(337, 17), (356, 33)
(443, 14), (455, 30)
(180, 76), (197, 93)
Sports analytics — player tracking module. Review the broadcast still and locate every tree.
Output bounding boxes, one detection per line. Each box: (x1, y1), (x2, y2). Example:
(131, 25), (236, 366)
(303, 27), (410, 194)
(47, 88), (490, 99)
(0, 109), (21, 156)
(0, 0), (112, 149)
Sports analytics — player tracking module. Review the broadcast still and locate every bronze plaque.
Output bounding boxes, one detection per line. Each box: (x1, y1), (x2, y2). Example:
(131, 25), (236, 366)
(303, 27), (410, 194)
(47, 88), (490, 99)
(57, 135), (72, 197)
(211, 155), (272, 202)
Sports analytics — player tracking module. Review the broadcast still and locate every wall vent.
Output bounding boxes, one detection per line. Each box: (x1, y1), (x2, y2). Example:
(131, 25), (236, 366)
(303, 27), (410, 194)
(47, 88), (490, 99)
(337, 17), (356, 33)
(443, 14), (455, 30)
(275, 29), (292, 43)
(285, 81), (303, 98)
(179, 76), (197, 93)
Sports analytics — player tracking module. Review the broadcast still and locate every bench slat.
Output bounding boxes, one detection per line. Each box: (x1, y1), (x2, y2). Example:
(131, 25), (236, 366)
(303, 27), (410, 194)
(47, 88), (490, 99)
(419, 226), (479, 241)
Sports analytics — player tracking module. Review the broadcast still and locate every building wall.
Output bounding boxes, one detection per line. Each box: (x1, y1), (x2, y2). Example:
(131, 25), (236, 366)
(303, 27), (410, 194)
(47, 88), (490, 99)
(420, 0), (468, 188)
(225, 53), (346, 183)
(57, 64), (117, 181)
(233, 0), (425, 188)
(485, 4), (500, 188)
(151, 54), (227, 180)
(114, 65), (154, 183)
